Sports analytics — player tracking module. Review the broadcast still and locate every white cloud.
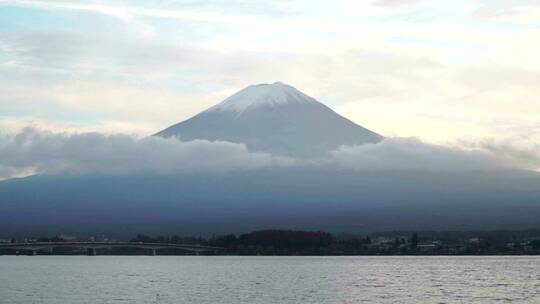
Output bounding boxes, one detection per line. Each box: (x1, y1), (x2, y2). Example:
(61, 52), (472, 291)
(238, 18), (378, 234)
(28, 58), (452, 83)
(461, 136), (540, 171)
(0, 128), (294, 179)
(0, 128), (536, 181)
(330, 137), (510, 172)
(372, 0), (427, 7)
(473, 0), (540, 24)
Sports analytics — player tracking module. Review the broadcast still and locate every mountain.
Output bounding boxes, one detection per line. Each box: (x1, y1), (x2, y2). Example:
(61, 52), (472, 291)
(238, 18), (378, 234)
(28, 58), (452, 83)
(2, 82), (540, 237)
(155, 82), (382, 157)
(2, 169), (540, 238)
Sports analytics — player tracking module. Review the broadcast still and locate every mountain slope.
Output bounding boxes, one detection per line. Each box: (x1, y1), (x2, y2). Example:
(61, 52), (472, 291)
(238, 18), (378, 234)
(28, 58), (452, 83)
(155, 82), (382, 157)
(2, 169), (540, 238)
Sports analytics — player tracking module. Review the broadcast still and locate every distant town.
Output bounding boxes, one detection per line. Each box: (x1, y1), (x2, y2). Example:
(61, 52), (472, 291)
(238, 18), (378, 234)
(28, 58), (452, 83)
(2, 229), (540, 256)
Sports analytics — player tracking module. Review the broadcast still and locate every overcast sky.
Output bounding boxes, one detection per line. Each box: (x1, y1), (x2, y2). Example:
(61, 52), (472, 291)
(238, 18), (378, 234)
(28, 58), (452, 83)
(1, 0), (539, 147)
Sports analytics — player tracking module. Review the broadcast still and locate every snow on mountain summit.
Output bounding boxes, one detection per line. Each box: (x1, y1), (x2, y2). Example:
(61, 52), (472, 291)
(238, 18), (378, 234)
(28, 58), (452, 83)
(155, 82), (383, 157)
(208, 82), (318, 114)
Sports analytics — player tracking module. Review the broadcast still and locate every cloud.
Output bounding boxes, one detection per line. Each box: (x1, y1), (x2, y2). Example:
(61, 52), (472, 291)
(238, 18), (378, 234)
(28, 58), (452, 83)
(459, 67), (540, 90)
(0, 0), (301, 28)
(330, 137), (508, 172)
(0, 128), (293, 179)
(473, 0), (540, 23)
(1, 128), (536, 181)
(462, 137), (540, 171)
(372, 0), (427, 7)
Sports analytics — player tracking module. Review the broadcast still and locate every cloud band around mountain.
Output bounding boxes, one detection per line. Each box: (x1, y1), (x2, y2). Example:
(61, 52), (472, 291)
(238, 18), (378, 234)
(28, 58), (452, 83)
(1, 128), (534, 180)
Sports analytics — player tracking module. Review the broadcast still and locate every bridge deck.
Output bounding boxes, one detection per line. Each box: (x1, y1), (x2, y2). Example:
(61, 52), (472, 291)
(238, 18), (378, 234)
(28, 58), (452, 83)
(0, 242), (222, 252)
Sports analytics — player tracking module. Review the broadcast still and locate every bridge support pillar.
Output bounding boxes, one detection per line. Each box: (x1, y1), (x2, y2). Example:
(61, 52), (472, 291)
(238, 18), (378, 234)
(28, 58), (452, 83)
(87, 248), (97, 256)
(150, 249), (157, 256)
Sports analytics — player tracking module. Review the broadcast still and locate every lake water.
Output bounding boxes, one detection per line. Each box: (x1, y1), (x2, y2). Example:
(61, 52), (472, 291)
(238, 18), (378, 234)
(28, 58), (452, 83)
(0, 256), (539, 303)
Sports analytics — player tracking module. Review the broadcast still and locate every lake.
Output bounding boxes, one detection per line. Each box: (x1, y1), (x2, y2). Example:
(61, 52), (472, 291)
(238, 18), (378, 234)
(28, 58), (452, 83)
(1, 256), (539, 303)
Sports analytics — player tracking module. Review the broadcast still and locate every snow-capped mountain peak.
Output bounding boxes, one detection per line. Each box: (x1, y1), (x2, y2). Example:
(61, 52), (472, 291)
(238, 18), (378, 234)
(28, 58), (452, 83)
(156, 82), (383, 157)
(208, 82), (318, 114)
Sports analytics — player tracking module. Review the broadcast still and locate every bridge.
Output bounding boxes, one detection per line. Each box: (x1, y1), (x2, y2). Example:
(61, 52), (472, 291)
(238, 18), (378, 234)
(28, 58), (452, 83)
(0, 242), (222, 256)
